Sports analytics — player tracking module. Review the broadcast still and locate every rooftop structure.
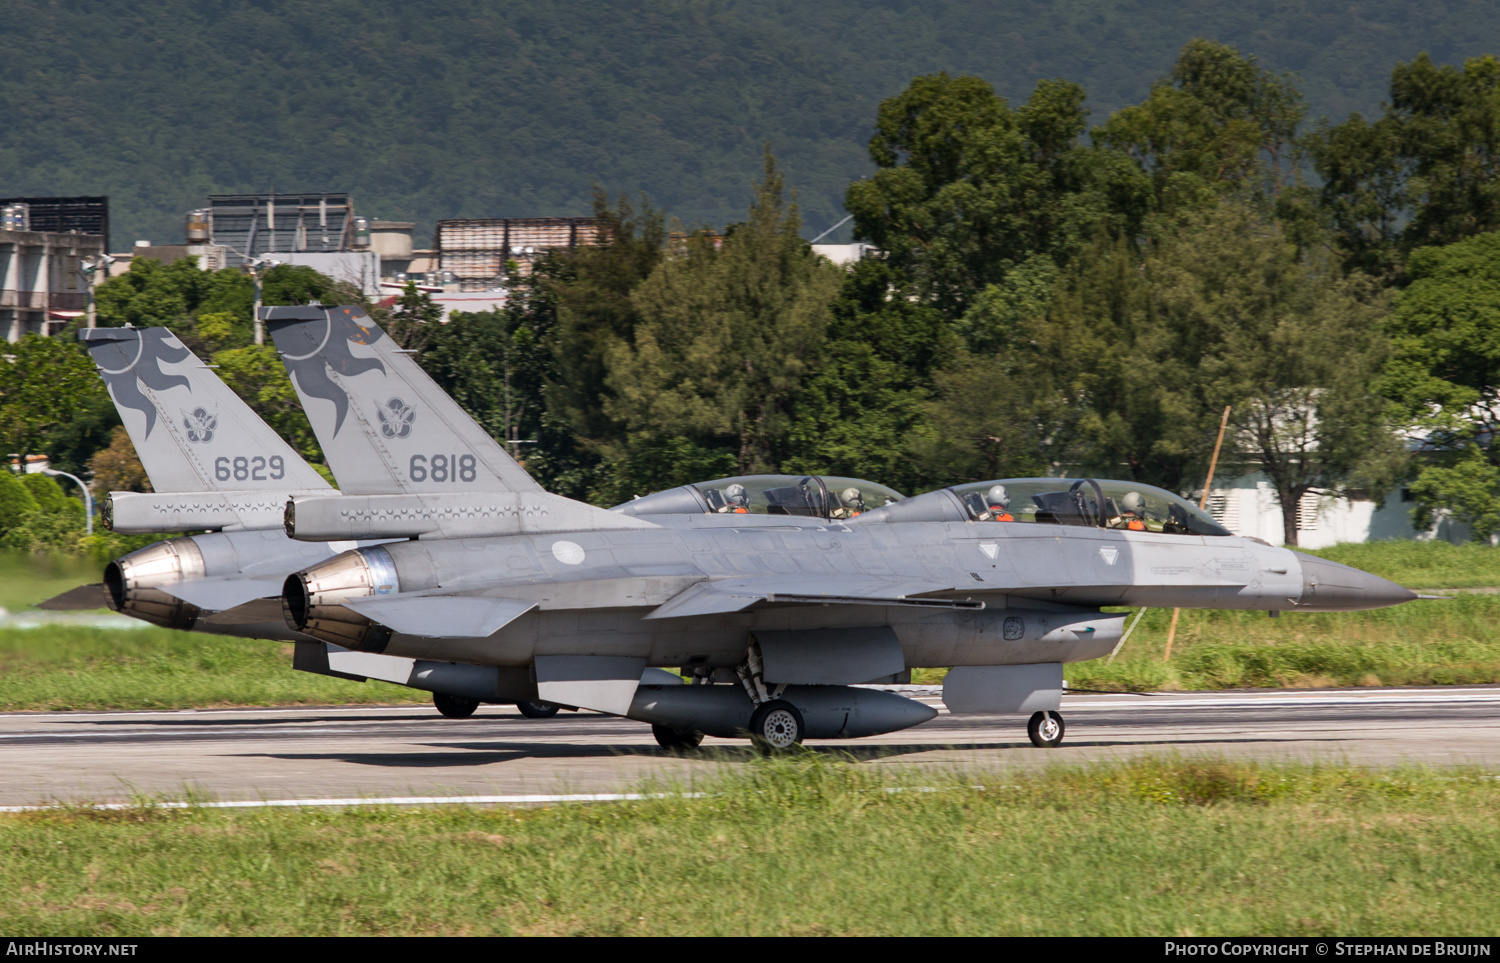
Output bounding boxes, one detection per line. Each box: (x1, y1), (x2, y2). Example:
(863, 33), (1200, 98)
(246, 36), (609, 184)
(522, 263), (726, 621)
(206, 193), (356, 267)
(435, 217), (602, 289)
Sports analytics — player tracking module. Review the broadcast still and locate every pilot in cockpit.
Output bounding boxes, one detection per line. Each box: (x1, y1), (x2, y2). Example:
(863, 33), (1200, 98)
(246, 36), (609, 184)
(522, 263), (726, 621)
(717, 483), (750, 514)
(1107, 491), (1149, 531)
(829, 487), (866, 519)
(977, 484), (1014, 521)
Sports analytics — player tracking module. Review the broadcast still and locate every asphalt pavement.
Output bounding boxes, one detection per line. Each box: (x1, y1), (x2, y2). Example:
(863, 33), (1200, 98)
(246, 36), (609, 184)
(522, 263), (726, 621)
(3, 685), (1497, 808)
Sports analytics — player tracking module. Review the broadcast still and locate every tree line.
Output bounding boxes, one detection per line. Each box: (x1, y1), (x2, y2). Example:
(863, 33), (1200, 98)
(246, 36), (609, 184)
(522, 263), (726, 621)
(10, 40), (1500, 548)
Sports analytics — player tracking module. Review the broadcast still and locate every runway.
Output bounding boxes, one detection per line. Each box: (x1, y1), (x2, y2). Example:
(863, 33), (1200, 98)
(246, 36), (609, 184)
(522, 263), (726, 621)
(3, 685), (1499, 808)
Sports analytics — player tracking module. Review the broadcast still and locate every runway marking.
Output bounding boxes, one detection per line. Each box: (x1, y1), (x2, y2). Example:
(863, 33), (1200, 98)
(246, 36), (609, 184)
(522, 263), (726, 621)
(0, 792), (706, 813)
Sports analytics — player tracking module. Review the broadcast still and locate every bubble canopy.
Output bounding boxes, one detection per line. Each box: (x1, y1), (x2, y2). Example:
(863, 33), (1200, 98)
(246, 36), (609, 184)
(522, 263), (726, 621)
(948, 478), (1232, 536)
(613, 475), (905, 519)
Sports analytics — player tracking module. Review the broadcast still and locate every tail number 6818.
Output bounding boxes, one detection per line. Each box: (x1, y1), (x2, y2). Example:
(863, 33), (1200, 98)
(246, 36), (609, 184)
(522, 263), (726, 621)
(409, 454), (477, 483)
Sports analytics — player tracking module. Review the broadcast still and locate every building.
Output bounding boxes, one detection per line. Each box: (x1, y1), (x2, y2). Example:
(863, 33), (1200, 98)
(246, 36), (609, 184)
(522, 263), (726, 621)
(204, 192), (357, 267)
(0, 206), (108, 340)
(435, 217), (602, 289)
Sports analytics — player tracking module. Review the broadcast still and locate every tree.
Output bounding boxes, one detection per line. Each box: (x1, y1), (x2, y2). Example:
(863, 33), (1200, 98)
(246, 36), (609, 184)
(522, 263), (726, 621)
(783, 258), (954, 494)
(88, 427), (152, 494)
(210, 346), (322, 462)
(1148, 205), (1403, 546)
(1379, 230), (1500, 539)
(0, 335), (111, 467)
(1313, 54), (1500, 276)
(607, 151), (842, 484)
(845, 74), (1145, 318)
(1095, 39), (1305, 210)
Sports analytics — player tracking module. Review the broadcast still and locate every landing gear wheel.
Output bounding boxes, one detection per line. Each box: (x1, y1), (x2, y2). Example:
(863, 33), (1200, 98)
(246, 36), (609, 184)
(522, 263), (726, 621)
(749, 700), (805, 752)
(517, 700), (560, 719)
(1027, 710), (1065, 748)
(434, 693), (480, 719)
(652, 724), (704, 750)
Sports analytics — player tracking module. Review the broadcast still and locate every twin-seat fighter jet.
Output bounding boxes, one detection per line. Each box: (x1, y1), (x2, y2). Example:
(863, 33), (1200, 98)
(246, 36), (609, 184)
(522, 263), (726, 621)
(245, 305), (1414, 750)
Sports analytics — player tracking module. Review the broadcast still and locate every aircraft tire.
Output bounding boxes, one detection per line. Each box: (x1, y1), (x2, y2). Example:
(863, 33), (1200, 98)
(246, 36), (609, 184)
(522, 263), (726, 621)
(434, 693), (480, 719)
(517, 700), (560, 719)
(651, 724), (704, 750)
(749, 700), (805, 752)
(1027, 710), (1065, 748)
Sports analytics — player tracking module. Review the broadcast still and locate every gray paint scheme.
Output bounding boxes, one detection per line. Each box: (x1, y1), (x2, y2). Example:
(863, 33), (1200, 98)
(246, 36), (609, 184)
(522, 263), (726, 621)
(262, 304), (541, 495)
(81, 326), (330, 531)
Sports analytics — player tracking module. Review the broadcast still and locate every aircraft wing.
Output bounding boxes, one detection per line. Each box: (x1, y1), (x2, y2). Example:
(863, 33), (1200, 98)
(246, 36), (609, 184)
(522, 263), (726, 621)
(644, 576), (972, 620)
(342, 595), (537, 638)
(161, 576), (286, 612)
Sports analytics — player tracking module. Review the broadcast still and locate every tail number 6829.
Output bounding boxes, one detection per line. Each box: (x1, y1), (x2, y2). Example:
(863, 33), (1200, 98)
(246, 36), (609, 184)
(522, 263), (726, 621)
(215, 455), (285, 482)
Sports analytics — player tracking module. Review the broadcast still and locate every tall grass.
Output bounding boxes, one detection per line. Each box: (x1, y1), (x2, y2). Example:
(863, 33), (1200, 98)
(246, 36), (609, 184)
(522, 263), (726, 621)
(1, 756), (1497, 935)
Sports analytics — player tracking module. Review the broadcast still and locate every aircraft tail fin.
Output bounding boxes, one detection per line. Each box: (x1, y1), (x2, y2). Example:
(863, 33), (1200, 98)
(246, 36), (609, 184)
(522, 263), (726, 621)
(80, 327), (333, 494)
(263, 305), (542, 495)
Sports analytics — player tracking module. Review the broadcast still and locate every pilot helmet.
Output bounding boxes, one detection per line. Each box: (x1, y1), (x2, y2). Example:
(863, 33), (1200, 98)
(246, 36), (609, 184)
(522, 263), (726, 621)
(1122, 491), (1145, 515)
(841, 487), (864, 508)
(986, 484), (1010, 510)
(725, 483), (748, 506)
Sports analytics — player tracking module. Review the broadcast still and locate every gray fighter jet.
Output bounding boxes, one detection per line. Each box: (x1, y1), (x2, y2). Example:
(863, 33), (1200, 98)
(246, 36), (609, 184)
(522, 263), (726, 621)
(264, 305), (1417, 750)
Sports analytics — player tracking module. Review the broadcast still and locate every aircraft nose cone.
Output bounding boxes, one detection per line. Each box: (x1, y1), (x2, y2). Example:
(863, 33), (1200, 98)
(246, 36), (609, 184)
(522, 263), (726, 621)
(1294, 553), (1417, 611)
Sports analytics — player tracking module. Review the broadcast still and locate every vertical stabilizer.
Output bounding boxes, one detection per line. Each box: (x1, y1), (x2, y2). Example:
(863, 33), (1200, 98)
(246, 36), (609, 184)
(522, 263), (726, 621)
(81, 327), (332, 494)
(263, 305), (542, 495)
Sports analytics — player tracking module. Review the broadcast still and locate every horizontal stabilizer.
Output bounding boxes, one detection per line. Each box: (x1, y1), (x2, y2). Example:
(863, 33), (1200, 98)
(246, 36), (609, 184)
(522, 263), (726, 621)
(534, 655), (647, 716)
(645, 576), (961, 620)
(161, 576), (286, 612)
(343, 595), (537, 638)
(200, 597), (287, 626)
(37, 583), (107, 611)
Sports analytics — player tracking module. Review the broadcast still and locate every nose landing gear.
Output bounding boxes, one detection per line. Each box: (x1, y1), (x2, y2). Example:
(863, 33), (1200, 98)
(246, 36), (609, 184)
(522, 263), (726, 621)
(1027, 710), (1065, 748)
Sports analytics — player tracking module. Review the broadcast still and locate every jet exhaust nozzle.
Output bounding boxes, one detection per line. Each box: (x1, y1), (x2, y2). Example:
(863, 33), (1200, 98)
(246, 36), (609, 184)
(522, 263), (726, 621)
(104, 539), (207, 630)
(282, 545), (400, 652)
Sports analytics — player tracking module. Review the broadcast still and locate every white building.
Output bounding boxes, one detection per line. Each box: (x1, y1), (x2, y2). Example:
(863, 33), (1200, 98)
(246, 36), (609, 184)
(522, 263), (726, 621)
(1203, 472), (1470, 547)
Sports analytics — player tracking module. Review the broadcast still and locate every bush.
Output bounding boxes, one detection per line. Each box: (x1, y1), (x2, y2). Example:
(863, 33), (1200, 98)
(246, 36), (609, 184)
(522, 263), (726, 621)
(0, 471), (39, 532)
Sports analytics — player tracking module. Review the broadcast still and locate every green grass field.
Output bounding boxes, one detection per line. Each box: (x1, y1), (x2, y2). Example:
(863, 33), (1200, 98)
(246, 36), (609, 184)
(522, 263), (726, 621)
(2, 756), (1497, 936)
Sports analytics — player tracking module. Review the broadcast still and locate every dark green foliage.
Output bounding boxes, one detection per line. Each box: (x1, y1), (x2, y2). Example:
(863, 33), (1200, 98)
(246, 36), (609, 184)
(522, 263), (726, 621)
(1313, 54), (1500, 276)
(0, 336), (113, 471)
(0, 473), (39, 534)
(1380, 231), (1500, 539)
(19, 474), (76, 516)
(1095, 38), (1305, 209)
(7, 2), (1500, 248)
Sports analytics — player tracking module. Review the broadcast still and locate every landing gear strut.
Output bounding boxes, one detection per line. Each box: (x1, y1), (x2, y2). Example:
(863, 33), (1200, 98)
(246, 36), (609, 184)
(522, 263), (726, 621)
(1027, 710), (1065, 748)
(434, 693), (480, 718)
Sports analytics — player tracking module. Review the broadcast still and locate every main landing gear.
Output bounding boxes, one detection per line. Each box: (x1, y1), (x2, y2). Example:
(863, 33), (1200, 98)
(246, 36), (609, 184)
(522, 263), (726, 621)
(1027, 710), (1065, 748)
(431, 694), (561, 719)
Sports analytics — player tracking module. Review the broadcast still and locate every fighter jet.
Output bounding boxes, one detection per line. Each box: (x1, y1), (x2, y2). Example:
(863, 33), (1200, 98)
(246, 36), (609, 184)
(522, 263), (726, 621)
(264, 305), (1417, 750)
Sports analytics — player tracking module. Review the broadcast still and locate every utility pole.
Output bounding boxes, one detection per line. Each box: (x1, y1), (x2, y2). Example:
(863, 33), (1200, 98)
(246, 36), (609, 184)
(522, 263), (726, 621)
(1164, 405), (1232, 662)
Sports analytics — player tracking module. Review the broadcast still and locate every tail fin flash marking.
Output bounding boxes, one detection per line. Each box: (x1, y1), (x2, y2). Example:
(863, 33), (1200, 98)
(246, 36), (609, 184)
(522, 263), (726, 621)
(88, 328), (191, 439)
(265, 305), (542, 495)
(274, 305), (386, 436)
(82, 327), (332, 495)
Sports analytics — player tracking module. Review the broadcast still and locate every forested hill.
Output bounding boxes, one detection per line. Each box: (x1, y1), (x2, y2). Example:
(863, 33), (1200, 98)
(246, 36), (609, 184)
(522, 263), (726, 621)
(4, 0), (1497, 246)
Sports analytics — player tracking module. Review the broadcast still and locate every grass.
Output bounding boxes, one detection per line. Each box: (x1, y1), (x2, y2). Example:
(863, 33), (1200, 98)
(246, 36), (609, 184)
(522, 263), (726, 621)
(1308, 540), (1500, 589)
(0, 627), (427, 711)
(1, 756), (1498, 935)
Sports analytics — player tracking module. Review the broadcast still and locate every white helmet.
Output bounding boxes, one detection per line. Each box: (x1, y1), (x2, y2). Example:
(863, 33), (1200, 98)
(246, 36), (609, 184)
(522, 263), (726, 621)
(841, 487), (864, 506)
(986, 484), (1010, 510)
(1122, 491), (1145, 514)
(726, 483), (747, 506)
